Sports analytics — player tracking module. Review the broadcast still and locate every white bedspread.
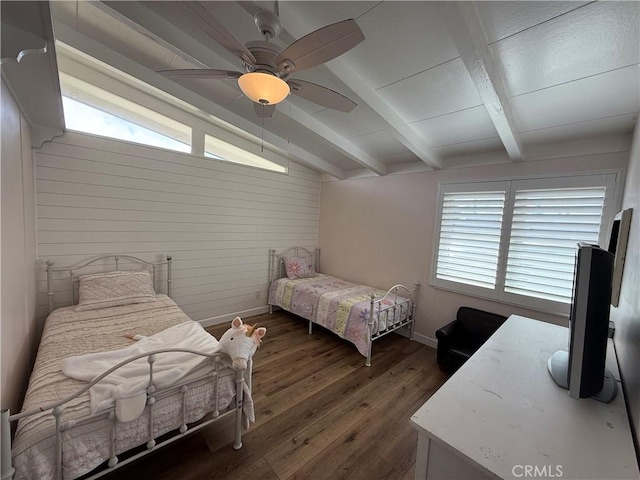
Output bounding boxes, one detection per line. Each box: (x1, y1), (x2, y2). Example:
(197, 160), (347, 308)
(62, 321), (221, 414)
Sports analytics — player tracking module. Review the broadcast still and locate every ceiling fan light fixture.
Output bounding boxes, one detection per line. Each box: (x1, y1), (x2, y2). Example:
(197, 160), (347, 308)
(238, 72), (290, 105)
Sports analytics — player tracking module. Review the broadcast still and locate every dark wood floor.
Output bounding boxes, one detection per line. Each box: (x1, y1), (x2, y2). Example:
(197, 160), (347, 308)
(109, 311), (448, 480)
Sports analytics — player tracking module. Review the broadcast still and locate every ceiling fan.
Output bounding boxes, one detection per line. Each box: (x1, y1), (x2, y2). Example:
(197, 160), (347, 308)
(158, 1), (364, 118)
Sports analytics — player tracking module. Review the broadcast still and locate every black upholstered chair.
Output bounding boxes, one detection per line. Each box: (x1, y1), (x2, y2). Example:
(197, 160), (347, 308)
(436, 307), (508, 373)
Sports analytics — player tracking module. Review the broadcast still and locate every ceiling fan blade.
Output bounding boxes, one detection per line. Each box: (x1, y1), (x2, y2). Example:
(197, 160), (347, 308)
(276, 19), (364, 74)
(288, 80), (356, 113)
(158, 69), (243, 79)
(178, 1), (256, 66)
(254, 102), (276, 118)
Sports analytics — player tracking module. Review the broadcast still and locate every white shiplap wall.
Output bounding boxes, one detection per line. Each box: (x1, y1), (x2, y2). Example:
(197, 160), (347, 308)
(35, 131), (320, 324)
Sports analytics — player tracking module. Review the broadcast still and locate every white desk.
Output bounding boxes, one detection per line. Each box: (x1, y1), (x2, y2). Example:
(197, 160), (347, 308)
(410, 315), (640, 480)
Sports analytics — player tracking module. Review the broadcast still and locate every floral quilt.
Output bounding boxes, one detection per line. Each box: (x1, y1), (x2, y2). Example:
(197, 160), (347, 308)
(269, 274), (412, 356)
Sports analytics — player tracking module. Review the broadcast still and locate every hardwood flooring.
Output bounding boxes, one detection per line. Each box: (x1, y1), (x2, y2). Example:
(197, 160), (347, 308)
(109, 311), (448, 480)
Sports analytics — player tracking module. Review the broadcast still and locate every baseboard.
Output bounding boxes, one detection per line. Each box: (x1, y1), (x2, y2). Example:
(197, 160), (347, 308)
(198, 306), (270, 328)
(198, 308), (439, 351)
(413, 331), (438, 349)
(380, 328), (438, 349)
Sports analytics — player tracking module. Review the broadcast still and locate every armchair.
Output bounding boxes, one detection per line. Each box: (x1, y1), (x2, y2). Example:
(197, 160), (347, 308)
(436, 307), (508, 373)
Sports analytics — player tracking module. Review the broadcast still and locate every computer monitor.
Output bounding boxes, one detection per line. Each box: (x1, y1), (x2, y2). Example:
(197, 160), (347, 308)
(547, 242), (617, 403)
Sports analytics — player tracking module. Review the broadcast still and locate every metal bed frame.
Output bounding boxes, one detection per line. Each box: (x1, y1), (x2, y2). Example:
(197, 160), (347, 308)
(1, 255), (250, 480)
(268, 247), (419, 366)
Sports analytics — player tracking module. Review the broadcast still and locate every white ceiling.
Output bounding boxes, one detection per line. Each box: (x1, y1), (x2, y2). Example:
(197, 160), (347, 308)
(50, 1), (640, 180)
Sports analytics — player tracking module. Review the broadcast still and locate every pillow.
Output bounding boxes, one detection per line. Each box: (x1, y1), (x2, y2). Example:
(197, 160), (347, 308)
(282, 256), (317, 280)
(76, 270), (157, 311)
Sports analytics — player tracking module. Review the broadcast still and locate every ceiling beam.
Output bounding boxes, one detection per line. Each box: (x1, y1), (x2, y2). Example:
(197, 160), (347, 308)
(436, 2), (525, 162)
(100, 1), (386, 176)
(288, 108), (387, 175)
(54, 20), (346, 179)
(61, 2), (346, 179)
(279, 4), (444, 170)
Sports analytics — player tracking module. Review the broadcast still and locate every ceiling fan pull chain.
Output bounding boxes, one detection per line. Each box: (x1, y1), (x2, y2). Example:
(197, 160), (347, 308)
(261, 104), (265, 153)
(288, 96), (292, 144)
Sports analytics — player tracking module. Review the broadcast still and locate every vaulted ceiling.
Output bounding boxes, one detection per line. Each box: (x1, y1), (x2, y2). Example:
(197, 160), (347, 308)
(50, 1), (639, 180)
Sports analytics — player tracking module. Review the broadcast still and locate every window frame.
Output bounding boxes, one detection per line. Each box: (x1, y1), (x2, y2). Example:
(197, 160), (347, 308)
(56, 41), (289, 175)
(61, 93), (192, 154)
(430, 171), (622, 315)
(204, 134), (287, 173)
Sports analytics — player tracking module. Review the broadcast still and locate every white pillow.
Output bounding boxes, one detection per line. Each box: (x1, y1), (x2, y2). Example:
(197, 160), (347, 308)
(76, 270), (157, 311)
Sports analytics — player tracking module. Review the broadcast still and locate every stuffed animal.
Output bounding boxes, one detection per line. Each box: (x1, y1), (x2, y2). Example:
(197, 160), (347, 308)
(123, 316), (265, 371)
(218, 317), (266, 370)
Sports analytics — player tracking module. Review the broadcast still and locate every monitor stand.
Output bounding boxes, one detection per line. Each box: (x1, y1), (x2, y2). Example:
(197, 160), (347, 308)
(548, 350), (569, 388)
(547, 350), (618, 403)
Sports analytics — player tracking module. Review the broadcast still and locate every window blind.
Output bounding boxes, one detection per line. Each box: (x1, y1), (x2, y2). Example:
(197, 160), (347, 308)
(436, 191), (506, 289)
(504, 187), (606, 303)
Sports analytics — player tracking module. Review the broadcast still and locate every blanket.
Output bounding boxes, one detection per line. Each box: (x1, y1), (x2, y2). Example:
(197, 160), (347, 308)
(61, 321), (221, 414)
(269, 274), (412, 356)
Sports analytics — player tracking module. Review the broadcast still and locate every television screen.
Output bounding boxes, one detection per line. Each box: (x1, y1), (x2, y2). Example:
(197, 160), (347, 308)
(548, 242), (617, 403)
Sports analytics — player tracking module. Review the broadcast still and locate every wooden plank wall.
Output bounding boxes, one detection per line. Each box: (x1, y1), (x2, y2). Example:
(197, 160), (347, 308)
(35, 132), (320, 324)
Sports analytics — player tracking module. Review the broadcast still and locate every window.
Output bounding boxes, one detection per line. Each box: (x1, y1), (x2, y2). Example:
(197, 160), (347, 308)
(205, 134), (287, 173)
(432, 174), (618, 314)
(60, 73), (191, 153)
(57, 44), (291, 175)
(62, 97), (190, 153)
(503, 186), (605, 304)
(435, 187), (506, 290)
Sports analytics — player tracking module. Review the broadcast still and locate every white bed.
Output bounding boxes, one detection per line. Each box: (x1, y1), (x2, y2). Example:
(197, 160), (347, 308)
(1, 255), (253, 480)
(268, 247), (418, 366)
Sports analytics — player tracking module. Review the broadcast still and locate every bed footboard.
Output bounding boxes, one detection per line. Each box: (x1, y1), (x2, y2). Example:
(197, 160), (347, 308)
(366, 283), (420, 367)
(1, 350), (251, 480)
(2, 409), (14, 480)
(268, 247), (419, 366)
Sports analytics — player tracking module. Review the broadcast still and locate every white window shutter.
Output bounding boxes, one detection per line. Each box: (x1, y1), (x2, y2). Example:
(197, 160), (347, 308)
(436, 191), (506, 290)
(504, 187), (606, 304)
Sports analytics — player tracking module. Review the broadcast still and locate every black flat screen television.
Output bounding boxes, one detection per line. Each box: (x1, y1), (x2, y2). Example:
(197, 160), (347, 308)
(548, 242), (617, 403)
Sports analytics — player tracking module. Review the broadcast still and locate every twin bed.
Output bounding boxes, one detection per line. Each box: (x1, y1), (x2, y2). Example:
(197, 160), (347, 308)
(2, 255), (253, 480)
(2, 247), (417, 479)
(268, 247), (418, 366)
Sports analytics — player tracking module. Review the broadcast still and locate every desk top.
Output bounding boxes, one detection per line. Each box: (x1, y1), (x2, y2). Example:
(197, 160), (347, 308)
(410, 315), (639, 480)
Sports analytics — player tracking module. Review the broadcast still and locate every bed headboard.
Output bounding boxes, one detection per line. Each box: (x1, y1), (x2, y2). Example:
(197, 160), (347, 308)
(269, 247), (320, 283)
(45, 255), (173, 313)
